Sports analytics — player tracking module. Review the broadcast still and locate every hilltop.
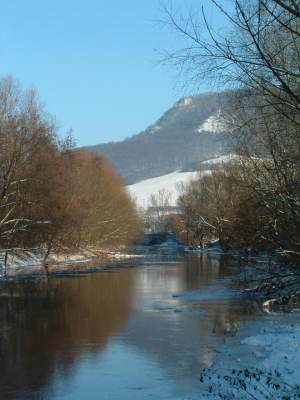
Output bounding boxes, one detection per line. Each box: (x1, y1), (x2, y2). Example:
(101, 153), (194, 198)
(84, 91), (232, 184)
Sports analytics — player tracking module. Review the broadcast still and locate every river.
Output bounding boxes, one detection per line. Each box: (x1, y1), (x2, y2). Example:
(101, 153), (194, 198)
(0, 248), (263, 400)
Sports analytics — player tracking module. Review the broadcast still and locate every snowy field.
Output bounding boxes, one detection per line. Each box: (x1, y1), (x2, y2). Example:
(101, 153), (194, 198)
(127, 155), (237, 208)
(201, 154), (237, 165)
(127, 170), (198, 207)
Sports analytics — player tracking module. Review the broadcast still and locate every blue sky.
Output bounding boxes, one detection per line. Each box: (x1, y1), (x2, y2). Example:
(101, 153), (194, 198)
(0, 1), (230, 146)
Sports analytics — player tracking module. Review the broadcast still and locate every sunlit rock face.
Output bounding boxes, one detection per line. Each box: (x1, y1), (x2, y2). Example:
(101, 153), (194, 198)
(174, 97), (193, 107)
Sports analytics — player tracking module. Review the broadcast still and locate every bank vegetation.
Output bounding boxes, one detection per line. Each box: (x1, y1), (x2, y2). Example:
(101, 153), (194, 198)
(157, 0), (300, 298)
(0, 76), (142, 263)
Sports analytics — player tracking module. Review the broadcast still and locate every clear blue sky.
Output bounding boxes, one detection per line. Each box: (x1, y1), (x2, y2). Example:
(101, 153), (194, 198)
(0, 1), (230, 146)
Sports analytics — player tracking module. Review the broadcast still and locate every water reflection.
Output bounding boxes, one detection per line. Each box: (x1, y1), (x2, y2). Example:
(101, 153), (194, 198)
(0, 252), (260, 399)
(0, 271), (134, 399)
(121, 253), (257, 382)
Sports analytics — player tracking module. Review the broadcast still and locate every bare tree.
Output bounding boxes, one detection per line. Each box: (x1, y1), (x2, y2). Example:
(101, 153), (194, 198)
(147, 188), (173, 232)
(177, 166), (237, 249)
(41, 150), (143, 258)
(158, 1), (300, 253)
(0, 76), (57, 248)
(157, 1), (300, 111)
(0, 76), (143, 259)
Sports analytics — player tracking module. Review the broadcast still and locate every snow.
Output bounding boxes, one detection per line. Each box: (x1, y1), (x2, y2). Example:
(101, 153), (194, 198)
(192, 318), (300, 399)
(127, 170), (198, 207)
(201, 239), (223, 252)
(127, 156), (237, 208)
(196, 110), (232, 134)
(0, 247), (134, 275)
(201, 154), (237, 165)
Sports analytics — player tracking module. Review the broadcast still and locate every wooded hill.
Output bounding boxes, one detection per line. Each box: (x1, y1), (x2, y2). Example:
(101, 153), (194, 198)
(84, 91), (232, 184)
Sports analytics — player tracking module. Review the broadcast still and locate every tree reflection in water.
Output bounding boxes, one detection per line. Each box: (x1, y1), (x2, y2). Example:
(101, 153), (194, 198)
(0, 270), (133, 399)
(0, 253), (260, 399)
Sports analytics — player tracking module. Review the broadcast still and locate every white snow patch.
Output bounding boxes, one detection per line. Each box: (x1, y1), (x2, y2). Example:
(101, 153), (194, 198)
(202, 239), (223, 252)
(252, 351), (265, 358)
(201, 154), (238, 165)
(112, 252), (142, 258)
(195, 321), (300, 399)
(0, 247), (132, 272)
(127, 155), (240, 208)
(148, 125), (161, 134)
(127, 170), (198, 207)
(197, 110), (232, 134)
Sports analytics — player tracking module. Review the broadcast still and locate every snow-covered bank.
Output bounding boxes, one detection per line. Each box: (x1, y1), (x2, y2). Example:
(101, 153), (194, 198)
(0, 247), (135, 271)
(193, 314), (300, 399)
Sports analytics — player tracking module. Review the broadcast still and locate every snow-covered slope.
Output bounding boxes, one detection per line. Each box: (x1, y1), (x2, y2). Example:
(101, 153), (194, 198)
(197, 110), (232, 134)
(85, 93), (231, 185)
(127, 170), (198, 207)
(127, 155), (237, 207)
(202, 154), (237, 165)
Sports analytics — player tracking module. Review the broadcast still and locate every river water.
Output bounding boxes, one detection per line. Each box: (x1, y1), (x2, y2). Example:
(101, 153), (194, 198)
(0, 249), (262, 400)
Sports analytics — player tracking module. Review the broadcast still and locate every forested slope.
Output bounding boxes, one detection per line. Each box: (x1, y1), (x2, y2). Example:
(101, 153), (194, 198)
(84, 92), (231, 184)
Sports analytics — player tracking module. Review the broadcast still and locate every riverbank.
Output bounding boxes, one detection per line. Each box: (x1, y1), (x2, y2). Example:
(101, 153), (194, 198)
(2, 246), (299, 399)
(194, 312), (300, 399)
(0, 246), (134, 270)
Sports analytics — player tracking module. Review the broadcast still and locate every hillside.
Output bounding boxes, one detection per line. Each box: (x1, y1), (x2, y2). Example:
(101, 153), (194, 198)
(84, 91), (232, 184)
(127, 155), (232, 208)
(127, 170), (198, 208)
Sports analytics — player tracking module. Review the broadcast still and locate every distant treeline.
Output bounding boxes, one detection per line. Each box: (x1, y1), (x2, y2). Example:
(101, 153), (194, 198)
(0, 76), (143, 254)
(84, 92), (231, 184)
